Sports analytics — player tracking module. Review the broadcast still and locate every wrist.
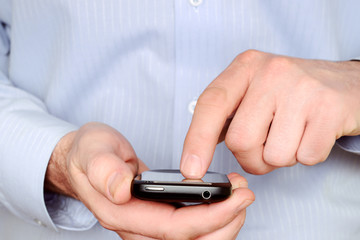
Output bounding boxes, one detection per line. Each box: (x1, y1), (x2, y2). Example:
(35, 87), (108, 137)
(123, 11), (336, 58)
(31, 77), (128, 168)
(45, 131), (78, 199)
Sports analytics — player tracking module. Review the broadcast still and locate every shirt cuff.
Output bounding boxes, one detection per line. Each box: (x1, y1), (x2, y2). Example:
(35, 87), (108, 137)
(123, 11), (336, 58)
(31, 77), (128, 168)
(45, 192), (97, 231)
(0, 107), (87, 231)
(336, 136), (360, 155)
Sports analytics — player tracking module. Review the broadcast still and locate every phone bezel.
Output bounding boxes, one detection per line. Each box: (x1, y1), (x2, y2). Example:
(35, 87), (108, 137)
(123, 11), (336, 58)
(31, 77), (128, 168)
(131, 170), (232, 203)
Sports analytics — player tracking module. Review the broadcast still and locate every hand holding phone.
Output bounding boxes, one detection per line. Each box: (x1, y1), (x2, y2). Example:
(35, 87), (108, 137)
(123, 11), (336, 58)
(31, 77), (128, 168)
(131, 169), (232, 203)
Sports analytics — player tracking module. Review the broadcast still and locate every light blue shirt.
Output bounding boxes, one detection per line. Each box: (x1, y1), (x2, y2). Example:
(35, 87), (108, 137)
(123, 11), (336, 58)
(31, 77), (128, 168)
(1, 0), (360, 239)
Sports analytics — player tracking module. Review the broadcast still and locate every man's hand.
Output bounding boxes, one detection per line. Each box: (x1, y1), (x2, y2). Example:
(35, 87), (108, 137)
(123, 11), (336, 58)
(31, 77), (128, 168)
(181, 50), (360, 178)
(45, 122), (255, 239)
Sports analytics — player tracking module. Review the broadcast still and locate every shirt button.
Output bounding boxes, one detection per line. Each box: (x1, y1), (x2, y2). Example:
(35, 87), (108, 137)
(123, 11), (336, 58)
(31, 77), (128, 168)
(189, 0), (203, 7)
(34, 218), (47, 228)
(188, 99), (197, 114)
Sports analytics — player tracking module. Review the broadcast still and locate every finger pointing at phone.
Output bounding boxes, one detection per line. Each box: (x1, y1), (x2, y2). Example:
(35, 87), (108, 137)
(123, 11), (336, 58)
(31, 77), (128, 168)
(45, 122), (255, 239)
(181, 50), (360, 178)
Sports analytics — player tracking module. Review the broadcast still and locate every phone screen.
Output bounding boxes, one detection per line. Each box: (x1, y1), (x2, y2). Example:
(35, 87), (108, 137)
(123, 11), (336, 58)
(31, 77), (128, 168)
(138, 169), (229, 184)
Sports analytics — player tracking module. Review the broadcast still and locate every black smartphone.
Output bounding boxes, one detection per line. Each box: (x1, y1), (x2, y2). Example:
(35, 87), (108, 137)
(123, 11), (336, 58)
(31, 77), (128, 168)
(131, 169), (232, 203)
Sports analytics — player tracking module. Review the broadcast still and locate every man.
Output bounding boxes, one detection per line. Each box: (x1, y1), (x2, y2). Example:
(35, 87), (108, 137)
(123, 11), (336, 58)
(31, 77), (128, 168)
(1, 0), (360, 239)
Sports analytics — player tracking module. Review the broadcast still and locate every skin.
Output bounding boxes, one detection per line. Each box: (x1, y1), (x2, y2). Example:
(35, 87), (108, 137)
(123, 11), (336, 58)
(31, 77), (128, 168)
(44, 49), (360, 238)
(45, 122), (255, 240)
(180, 50), (360, 178)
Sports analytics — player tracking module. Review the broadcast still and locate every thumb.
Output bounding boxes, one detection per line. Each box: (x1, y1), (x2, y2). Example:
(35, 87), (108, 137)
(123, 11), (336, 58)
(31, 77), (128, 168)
(86, 152), (138, 204)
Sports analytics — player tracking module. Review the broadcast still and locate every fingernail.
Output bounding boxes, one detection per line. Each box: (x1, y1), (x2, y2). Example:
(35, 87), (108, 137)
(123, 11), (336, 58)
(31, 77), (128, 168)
(237, 200), (254, 213)
(107, 172), (125, 200)
(181, 154), (203, 179)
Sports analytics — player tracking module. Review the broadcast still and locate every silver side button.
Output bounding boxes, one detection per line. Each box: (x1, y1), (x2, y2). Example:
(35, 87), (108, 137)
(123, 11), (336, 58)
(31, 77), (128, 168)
(145, 186), (165, 191)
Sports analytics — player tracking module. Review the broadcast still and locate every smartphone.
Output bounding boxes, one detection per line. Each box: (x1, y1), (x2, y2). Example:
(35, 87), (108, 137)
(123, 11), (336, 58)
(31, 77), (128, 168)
(131, 169), (232, 203)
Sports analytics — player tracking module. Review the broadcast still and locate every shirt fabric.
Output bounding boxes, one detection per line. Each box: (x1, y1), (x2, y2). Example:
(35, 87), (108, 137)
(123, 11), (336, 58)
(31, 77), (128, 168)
(1, 0), (360, 239)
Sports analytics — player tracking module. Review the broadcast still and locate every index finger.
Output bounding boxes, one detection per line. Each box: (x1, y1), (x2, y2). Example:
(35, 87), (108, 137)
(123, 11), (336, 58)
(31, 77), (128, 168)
(180, 53), (253, 179)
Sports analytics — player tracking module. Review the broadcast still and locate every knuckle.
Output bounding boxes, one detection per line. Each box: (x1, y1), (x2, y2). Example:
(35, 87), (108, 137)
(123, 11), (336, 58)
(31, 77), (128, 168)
(79, 122), (120, 144)
(80, 122), (107, 137)
(259, 56), (295, 83)
(235, 49), (262, 63)
(295, 77), (325, 103)
(88, 152), (113, 171)
(86, 152), (117, 183)
(78, 130), (113, 148)
(296, 150), (324, 165)
(266, 55), (293, 72)
(263, 147), (295, 167)
(240, 163), (272, 175)
(225, 127), (256, 153)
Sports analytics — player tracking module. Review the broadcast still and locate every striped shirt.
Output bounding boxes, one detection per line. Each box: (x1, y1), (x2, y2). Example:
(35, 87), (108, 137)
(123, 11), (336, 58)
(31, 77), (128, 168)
(0, 0), (360, 239)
